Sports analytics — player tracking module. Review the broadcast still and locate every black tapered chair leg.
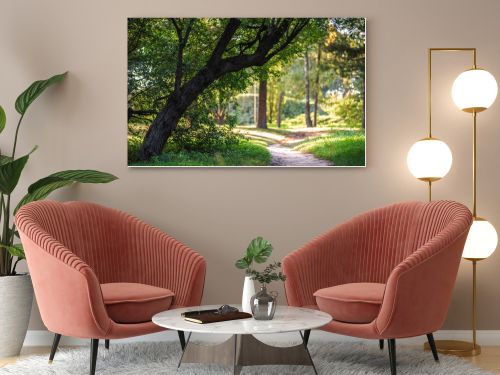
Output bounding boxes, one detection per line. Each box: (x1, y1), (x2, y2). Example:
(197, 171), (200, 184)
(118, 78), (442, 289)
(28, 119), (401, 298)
(90, 339), (99, 375)
(388, 339), (396, 375)
(303, 329), (311, 347)
(105, 339), (110, 350)
(48, 333), (62, 363)
(177, 330), (186, 350)
(379, 339), (384, 350)
(426, 333), (439, 362)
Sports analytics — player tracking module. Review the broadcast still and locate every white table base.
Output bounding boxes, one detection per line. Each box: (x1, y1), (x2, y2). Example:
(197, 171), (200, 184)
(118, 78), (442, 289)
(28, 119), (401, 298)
(178, 331), (317, 375)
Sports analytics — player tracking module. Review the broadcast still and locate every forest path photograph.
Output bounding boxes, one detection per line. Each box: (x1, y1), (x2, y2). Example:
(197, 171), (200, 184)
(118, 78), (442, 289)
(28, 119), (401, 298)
(128, 17), (366, 167)
(235, 127), (333, 166)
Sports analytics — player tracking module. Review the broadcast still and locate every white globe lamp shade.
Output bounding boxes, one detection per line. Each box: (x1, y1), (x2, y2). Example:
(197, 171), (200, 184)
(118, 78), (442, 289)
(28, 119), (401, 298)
(452, 69), (498, 113)
(407, 138), (453, 181)
(462, 218), (498, 259)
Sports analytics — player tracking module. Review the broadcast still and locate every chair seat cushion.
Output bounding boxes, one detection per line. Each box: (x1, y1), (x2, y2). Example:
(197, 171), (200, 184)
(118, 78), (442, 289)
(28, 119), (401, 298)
(101, 283), (174, 324)
(313, 283), (385, 324)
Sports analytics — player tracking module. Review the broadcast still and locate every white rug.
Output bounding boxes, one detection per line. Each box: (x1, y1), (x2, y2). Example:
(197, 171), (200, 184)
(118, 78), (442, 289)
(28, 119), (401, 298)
(0, 341), (494, 374)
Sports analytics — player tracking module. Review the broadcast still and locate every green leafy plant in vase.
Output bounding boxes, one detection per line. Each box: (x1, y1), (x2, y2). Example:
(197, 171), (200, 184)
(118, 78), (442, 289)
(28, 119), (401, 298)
(248, 261), (286, 285)
(235, 237), (273, 313)
(0, 72), (117, 358)
(235, 237), (286, 319)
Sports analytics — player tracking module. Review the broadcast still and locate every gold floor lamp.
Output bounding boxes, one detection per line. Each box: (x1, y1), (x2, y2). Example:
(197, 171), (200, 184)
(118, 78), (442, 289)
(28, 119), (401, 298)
(407, 48), (498, 356)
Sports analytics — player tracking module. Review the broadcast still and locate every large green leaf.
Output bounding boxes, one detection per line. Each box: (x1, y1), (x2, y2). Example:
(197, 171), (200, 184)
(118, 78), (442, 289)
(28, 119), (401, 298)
(17, 180), (73, 211)
(235, 258), (250, 269)
(0, 155), (13, 166)
(28, 170), (117, 193)
(245, 237), (273, 264)
(0, 147), (37, 194)
(0, 244), (25, 260)
(50, 169), (117, 183)
(15, 72), (67, 115)
(0, 105), (5, 134)
(15, 169), (117, 213)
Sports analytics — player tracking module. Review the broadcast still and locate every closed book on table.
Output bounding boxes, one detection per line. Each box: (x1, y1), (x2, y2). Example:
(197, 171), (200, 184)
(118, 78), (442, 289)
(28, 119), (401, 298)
(183, 311), (252, 324)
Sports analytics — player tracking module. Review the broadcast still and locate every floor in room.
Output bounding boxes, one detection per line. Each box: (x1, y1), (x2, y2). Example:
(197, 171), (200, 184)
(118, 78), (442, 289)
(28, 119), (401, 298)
(1, 345), (500, 373)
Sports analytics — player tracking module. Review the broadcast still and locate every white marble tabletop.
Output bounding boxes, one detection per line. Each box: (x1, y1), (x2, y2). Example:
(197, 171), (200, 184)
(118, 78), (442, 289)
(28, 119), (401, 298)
(152, 305), (332, 335)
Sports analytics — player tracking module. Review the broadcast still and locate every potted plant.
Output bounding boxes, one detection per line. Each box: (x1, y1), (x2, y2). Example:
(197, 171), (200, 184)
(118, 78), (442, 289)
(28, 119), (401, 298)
(235, 237), (286, 319)
(248, 261), (286, 320)
(235, 237), (273, 313)
(0, 72), (117, 358)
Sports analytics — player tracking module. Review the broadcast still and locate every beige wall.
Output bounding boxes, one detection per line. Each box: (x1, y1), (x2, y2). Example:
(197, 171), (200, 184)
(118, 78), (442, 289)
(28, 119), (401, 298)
(1, 0), (500, 331)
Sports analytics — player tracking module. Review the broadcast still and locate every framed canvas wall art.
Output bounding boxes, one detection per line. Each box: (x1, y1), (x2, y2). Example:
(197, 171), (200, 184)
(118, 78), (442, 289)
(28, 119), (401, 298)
(128, 18), (366, 167)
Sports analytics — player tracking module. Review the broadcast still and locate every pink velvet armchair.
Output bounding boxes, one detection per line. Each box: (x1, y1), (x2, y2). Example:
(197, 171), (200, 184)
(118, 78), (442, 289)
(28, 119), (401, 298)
(16, 200), (206, 375)
(283, 200), (472, 375)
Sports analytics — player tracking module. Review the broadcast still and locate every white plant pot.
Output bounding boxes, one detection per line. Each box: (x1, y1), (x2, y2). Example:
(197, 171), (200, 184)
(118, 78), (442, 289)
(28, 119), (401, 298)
(0, 274), (33, 358)
(241, 276), (255, 313)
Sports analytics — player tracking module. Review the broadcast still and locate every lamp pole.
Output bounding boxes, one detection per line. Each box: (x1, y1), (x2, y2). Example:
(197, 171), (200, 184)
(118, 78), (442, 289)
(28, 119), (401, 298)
(424, 48), (476, 202)
(472, 111), (477, 218)
(470, 109), (478, 352)
(423, 47), (483, 357)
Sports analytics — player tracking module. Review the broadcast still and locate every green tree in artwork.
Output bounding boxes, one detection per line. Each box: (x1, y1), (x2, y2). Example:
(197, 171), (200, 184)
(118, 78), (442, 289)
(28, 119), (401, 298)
(128, 18), (367, 167)
(128, 18), (329, 160)
(324, 18), (366, 128)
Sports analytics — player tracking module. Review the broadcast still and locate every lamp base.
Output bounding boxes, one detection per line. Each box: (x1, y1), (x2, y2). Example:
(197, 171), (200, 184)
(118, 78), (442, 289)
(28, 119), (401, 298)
(423, 340), (481, 357)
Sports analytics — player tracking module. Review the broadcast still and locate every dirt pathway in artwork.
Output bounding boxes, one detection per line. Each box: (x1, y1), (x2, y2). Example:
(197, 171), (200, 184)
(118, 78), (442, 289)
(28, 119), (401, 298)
(236, 128), (333, 166)
(268, 143), (332, 166)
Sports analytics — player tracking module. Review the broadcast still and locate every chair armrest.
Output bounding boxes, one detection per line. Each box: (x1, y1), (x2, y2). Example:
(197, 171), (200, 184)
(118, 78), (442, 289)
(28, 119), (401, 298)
(375, 228), (470, 338)
(18, 231), (111, 339)
(126, 219), (206, 307)
(283, 220), (359, 307)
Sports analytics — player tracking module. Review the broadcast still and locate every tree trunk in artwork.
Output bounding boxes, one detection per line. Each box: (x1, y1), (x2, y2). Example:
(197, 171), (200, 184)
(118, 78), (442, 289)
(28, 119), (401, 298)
(257, 79), (267, 129)
(268, 86), (275, 125)
(304, 50), (313, 128)
(313, 44), (322, 128)
(253, 83), (258, 126)
(138, 18), (310, 160)
(140, 95), (185, 158)
(276, 91), (284, 128)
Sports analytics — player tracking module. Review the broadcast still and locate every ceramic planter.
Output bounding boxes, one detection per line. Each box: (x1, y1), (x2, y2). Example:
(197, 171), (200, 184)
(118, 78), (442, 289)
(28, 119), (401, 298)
(0, 274), (33, 358)
(241, 275), (255, 313)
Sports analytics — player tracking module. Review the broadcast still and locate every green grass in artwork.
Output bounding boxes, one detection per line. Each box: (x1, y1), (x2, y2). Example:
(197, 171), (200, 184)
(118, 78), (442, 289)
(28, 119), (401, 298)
(130, 139), (271, 167)
(294, 131), (365, 166)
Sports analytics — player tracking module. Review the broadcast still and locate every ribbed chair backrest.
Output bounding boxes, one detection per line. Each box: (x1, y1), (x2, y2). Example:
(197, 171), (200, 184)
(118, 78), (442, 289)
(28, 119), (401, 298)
(18, 200), (141, 284)
(341, 200), (465, 284)
(283, 200), (472, 309)
(409, 200), (465, 251)
(338, 202), (420, 284)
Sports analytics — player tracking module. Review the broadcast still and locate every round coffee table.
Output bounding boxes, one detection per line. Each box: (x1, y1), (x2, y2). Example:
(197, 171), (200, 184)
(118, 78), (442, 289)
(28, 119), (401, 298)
(153, 305), (331, 374)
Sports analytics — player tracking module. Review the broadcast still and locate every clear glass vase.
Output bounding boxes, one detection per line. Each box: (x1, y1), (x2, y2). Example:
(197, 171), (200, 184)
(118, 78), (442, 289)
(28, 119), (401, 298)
(250, 285), (278, 320)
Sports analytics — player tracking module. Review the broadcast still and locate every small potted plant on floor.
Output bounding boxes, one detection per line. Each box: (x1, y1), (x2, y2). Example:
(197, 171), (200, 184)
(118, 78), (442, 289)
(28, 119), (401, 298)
(0, 72), (117, 358)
